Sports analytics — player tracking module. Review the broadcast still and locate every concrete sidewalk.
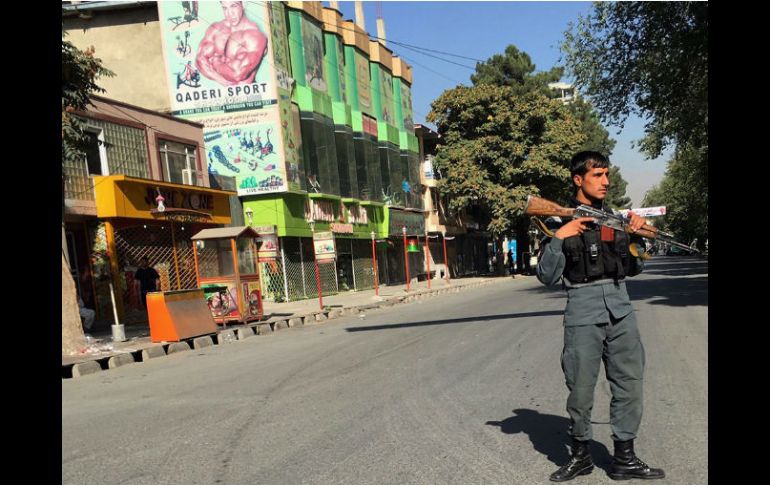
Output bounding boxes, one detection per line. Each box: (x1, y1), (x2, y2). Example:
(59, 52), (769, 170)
(63, 275), (528, 377)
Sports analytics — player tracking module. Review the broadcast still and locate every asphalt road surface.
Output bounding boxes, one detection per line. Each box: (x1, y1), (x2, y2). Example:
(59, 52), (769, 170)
(63, 256), (707, 485)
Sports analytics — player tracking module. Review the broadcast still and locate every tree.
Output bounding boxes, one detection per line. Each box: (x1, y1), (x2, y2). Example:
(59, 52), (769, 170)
(61, 32), (113, 355)
(426, 85), (585, 272)
(641, 145), (708, 249)
(472, 44), (563, 98)
(567, 97), (616, 156)
(62, 33), (113, 166)
(605, 166), (632, 210)
(562, 2), (707, 158)
(467, 44), (623, 265)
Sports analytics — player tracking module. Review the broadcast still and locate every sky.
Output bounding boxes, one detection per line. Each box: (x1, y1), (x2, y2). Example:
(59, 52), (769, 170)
(334, 1), (673, 207)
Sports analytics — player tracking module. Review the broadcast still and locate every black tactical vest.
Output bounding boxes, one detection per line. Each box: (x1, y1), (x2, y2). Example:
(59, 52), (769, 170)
(562, 227), (634, 283)
(560, 200), (637, 284)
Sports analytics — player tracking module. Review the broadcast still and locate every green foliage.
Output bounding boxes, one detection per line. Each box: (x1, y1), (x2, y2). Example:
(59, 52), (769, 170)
(426, 85), (585, 237)
(605, 166), (632, 210)
(567, 97), (616, 156)
(472, 44), (563, 98)
(642, 144), (708, 247)
(62, 32), (114, 166)
(562, 2), (707, 159)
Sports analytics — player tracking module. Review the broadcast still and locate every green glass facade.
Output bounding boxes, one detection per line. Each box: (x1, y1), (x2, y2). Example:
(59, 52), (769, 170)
(239, 4), (422, 242)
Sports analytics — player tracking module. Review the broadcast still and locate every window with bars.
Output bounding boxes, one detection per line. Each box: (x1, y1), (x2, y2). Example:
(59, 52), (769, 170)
(159, 140), (197, 185)
(63, 127), (108, 201)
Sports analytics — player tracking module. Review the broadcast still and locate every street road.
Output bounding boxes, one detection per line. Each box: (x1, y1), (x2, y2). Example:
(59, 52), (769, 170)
(63, 256), (707, 485)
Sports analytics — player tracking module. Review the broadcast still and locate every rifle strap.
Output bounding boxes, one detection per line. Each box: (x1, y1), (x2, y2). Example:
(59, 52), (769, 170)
(531, 217), (555, 238)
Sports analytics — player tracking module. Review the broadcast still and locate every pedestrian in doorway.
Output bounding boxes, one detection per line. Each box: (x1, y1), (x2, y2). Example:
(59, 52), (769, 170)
(507, 249), (515, 278)
(536, 151), (664, 482)
(134, 257), (160, 308)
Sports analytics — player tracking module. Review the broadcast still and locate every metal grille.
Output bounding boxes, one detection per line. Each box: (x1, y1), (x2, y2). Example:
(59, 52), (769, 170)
(259, 259), (287, 302)
(254, 236), (346, 302)
(352, 239), (375, 290)
(284, 236), (310, 301)
(300, 236), (338, 298)
(253, 236), (386, 302)
(113, 223), (197, 324)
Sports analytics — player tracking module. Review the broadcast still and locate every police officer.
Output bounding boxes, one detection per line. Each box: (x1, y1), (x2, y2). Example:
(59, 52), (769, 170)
(537, 151), (665, 482)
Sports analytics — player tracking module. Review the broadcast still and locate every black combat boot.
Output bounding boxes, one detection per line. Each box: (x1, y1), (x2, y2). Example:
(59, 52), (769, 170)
(608, 439), (665, 480)
(549, 438), (594, 482)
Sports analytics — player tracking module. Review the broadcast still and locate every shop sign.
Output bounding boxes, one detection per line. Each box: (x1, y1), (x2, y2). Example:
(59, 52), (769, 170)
(145, 187), (214, 211)
(313, 231), (336, 263)
(330, 223), (353, 234)
(256, 234), (279, 261)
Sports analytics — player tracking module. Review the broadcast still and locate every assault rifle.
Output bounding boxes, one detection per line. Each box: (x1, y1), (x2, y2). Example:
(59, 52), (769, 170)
(524, 195), (699, 255)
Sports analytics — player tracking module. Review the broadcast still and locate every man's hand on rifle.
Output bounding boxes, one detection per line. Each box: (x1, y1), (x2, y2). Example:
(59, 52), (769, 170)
(554, 217), (596, 240)
(627, 213), (646, 234)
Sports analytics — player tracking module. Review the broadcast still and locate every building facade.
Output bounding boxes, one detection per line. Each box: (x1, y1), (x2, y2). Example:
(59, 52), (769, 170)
(64, 1), (430, 302)
(63, 95), (236, 325)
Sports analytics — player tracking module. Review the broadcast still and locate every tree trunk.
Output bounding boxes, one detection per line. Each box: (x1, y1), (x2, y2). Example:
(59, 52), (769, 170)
(62, 251), (86, 355)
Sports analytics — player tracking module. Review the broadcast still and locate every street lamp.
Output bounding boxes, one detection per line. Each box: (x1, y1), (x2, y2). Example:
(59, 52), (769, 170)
(244, 206), (253, 226)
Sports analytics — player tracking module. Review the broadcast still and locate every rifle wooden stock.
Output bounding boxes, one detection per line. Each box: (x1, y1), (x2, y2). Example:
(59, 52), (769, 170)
(524, 196), (576, 218)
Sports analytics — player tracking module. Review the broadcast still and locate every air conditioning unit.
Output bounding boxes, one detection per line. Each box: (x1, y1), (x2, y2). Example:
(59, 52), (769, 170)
(182, 168), (196, 186)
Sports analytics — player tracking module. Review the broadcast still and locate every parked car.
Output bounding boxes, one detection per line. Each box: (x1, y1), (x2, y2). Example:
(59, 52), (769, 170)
(666, 245), (688, 255)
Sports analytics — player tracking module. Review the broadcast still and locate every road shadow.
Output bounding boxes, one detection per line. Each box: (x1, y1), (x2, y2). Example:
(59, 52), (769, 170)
(626, 276), (708, 307)
(522, 274), (707, 307)
(345, 311), (564, 332)
(486, 409), (613, 471)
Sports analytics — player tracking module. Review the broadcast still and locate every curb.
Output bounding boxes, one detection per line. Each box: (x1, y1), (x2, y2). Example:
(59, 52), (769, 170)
(166, 342), (191, 355)
(62, 278), (510, 378)
(142, 345), (166, 360)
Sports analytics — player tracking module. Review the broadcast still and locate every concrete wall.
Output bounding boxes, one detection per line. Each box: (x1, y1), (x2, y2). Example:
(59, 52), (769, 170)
(64, 6), (170, 113)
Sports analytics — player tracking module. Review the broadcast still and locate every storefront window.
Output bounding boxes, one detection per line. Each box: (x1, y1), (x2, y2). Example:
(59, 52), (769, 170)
(402, 150), (423, 210)
(197, 239), (235, 278)
(379, 142), (403, 206)
(300, 112), (341, 196)
(334, 128), (352, 198)
(237, 238), (257, 275)
(353, 133), (383, 202)
(160, 140), (197, 185)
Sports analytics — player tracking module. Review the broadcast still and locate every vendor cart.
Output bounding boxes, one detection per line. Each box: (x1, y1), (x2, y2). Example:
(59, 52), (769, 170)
(191, 226), (264, 324)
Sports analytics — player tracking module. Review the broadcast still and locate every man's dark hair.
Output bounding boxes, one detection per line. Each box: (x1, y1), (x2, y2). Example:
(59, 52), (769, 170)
(570, 151), (610, 179)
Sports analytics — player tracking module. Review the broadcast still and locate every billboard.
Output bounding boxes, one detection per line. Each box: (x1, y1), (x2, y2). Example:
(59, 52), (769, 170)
(355, 51), (372, 115)
(158, 1), (278, 116)
(158, 1), (293, 195)
(379, 69), (395, 125)
(202, 110), (286, 194)
(400, 82), (414, 132)
(302, 18), (327, 92)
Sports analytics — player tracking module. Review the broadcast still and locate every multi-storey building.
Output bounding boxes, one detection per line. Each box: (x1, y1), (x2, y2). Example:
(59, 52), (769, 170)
(63, 1), (427, 302)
